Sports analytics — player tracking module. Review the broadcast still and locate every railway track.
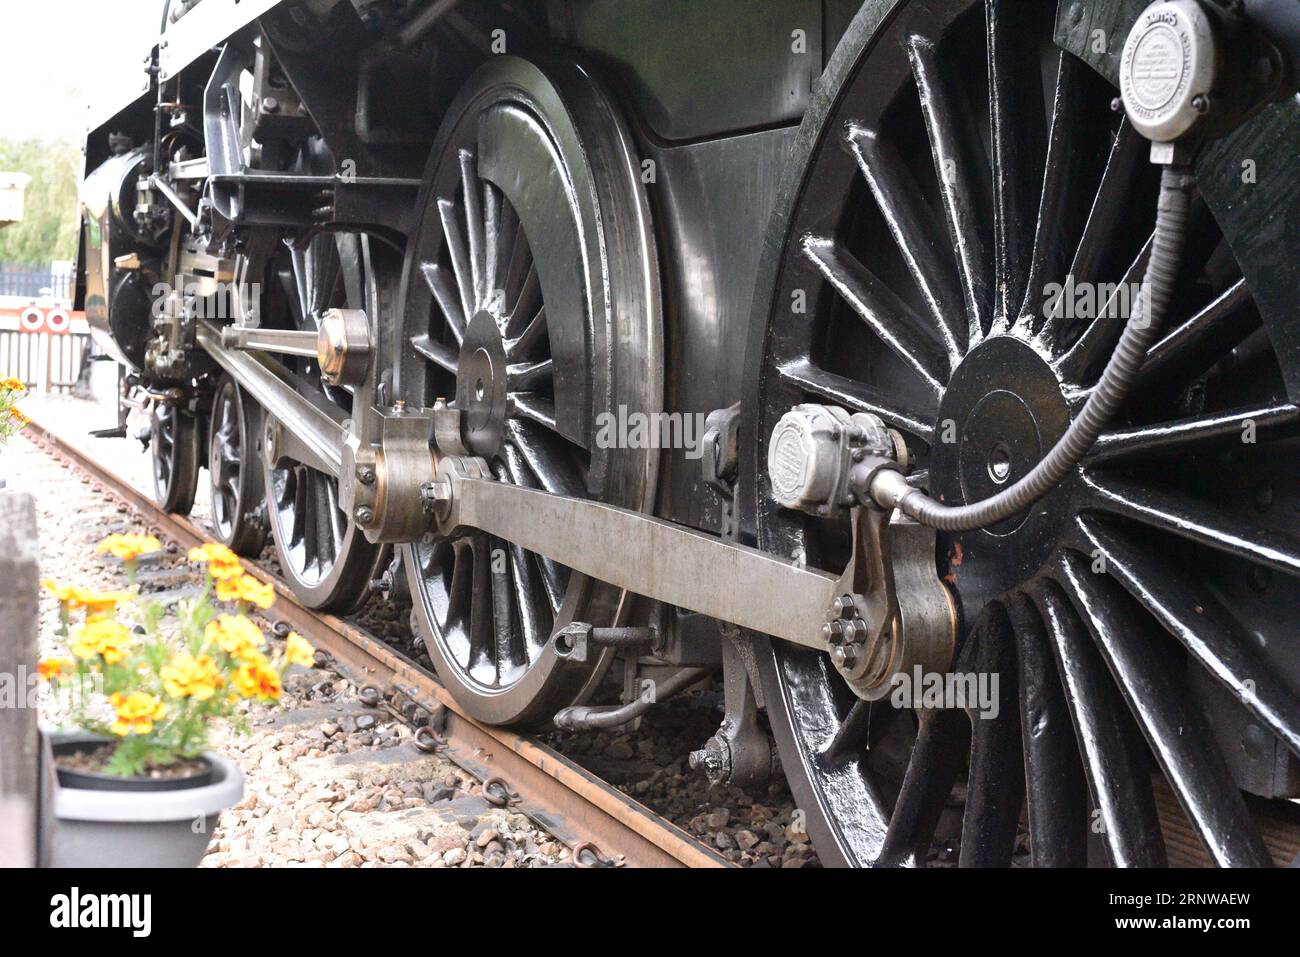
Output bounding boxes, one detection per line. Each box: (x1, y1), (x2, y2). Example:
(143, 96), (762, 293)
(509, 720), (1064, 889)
(23, 411), (731, 869)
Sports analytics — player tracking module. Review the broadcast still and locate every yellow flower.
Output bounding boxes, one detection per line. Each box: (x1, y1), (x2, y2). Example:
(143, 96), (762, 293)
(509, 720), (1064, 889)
(284, 632), (316, 668)
(37, 657), (73, 680)
(109, 691), (166, 736)
(8, 406), (29, 426)
(70, 618), (132, 664)
(205, 614), (266, 662)
(161, 652), (222, 701)
(232, 658), (282, 701)
(188, 542), (243, 580)
(214, 573), (275, 609)
(43, 581), (131, 614)
(96, 533), (162, 561)
(1, 376), (24, 392)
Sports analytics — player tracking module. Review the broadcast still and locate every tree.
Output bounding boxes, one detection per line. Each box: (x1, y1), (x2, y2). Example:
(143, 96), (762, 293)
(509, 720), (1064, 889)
(0, 139), (82, 265)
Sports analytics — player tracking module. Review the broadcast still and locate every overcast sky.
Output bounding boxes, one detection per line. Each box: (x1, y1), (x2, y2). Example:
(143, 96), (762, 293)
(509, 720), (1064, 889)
(0, 0), (163, 142)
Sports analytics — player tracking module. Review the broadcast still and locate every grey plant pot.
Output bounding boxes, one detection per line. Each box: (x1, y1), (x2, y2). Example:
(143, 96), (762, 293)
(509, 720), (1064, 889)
(48, 732), (244, 868)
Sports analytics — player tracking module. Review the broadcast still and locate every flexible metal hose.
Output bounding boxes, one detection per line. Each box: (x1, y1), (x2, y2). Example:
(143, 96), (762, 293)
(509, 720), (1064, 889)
(880, 164), (1195, 532)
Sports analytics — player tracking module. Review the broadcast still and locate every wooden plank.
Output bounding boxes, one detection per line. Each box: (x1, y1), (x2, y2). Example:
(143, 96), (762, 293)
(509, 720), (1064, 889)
(0, 491), (39, 867)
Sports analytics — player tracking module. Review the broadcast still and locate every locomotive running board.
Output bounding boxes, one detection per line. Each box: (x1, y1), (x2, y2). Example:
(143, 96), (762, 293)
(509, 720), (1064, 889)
(440, 466), (840, 650)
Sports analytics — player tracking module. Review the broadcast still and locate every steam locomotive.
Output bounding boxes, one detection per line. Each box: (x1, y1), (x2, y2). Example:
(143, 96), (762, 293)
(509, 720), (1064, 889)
(77, 0), (1300, 866)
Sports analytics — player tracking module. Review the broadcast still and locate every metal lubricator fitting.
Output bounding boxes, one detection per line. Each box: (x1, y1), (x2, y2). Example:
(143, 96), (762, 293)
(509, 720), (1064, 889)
(767, 404), (906, 516)
(767, 403), (956, 701)
(316, 308), (371, 387)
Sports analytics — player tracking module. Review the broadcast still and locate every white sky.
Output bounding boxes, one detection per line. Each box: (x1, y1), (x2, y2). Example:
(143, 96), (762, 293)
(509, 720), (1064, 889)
(0, 0), (163, 142)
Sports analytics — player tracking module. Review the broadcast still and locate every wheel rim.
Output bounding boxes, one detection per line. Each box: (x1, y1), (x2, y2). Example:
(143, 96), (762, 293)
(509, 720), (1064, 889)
(209, 375), (265, 554)
(751, 0), (1300, 867)
(401, 55), (661, 725)
(260, 231), (386, 611)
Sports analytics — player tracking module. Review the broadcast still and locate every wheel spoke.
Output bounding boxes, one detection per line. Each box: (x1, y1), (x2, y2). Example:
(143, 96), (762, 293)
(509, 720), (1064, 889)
(956, 608), (1024, 868)
(1053, 233), (1153, 381)
(876, 707), (969, 867)
(1028, 578), (1167, 866)
(1087, 401), (1300, 465)
(505, 419), (585, 499)
(506, 306), (547, 361)
(986, 0), (1046, 325)
(1055, 552), (1273, 867)
(500, 441), (566, 615)
(844, 124), (966, 367)
(483, 181), (501, 301)
(459, 149), (487, 307)
(777, 358), (936, 441)
(1080, 471), (1300, 578)
(801, 236), (948, 397)
(1006, 592), (1088, 867)
(410, 333), (459, 374)
(510, 393), (559, 434)
(510, 262), (542, 334)
(1141, 278), (1256, 385)
(1076, 517), (1300, 757)
(507, 358), (553, 392)
(438, 197), (477, 320)
(419, 261), (467, 345)
(1015, 51), (1095, 332)
(908, 33), (991, 342)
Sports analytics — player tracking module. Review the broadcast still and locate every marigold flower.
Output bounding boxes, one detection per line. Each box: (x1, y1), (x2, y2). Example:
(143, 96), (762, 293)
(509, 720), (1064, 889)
(1, 376), (24, 392)
(232, 659), (282, 701)
(37, 657), (73, 680)
(70, 618), (132, 664)
(96, 533), (162, 561)
(205, 613), (266, 662)
(109, 691), (166, 736)
(42, 581), (131, 614)
(8, 406), (29, 426)
(284, 631), (316, 668)
(161, 652), (223, 701)
(188, 542), (244, 580)
(214, 573), (276, 609)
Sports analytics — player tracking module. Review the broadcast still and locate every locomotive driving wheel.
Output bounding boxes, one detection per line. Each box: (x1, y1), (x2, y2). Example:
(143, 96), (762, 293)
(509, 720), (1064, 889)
(750, 0), (1300, 866)
(400, 55), (661, 726)
(150, 399), (200, 515)
(259, 232), (389, 612)
(208, 373), (266, 556)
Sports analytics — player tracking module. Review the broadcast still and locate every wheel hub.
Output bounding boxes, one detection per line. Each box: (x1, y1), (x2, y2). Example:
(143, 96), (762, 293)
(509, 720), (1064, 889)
(456, 310), (509, 457)
(931, 335), (1072, 606)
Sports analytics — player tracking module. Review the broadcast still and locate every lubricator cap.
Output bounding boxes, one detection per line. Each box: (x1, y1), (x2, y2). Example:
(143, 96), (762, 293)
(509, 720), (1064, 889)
(1120, 0), (1219, 143)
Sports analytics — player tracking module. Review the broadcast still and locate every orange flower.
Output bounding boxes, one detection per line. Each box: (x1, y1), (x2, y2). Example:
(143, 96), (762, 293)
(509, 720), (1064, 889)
(189, 542), (243, 580)
(1, 376), (24, 392)
(232, 658), (282, 701)
(8, 406), (30, 426)
(37, 657), (73, 680)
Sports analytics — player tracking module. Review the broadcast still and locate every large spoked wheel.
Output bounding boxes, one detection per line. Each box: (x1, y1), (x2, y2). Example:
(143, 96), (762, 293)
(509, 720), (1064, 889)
(260, 232), (388, 612)
(749, 0), (1300, 867)
(400, 55), (661, 726)
(208, 374), (267, 556)
(150, 400), (200, 515)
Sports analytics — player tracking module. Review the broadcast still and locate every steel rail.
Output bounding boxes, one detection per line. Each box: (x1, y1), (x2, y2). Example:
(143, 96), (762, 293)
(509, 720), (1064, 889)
(24, 415), (730, 869)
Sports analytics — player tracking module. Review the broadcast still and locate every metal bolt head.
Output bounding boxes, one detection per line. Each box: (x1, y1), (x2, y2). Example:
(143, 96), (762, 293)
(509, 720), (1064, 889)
(821, 619), (846, 645)
(832, 594), (856, 619)
(1191, 94), (1210, 114)
(354, 505), (374, 525)
(262, 96), (280, 113)
(356, 464), (376, 485)
(832, 644), (858, 669)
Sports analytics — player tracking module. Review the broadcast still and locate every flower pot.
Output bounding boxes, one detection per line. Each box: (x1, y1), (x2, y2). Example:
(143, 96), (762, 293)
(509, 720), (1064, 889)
(48, 732), (244, 868)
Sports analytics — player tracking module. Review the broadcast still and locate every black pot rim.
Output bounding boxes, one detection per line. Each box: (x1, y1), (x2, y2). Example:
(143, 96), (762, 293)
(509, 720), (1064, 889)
(52, 738), (215, 792)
